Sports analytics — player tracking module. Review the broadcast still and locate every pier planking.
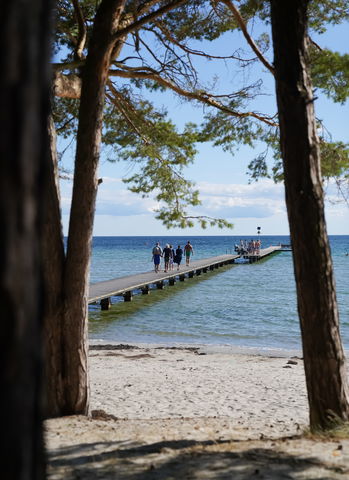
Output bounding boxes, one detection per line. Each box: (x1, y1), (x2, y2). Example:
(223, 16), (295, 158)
(243, 245), (282, 263)
(89, 254), (239, 309)
(89, 247), (284, 309)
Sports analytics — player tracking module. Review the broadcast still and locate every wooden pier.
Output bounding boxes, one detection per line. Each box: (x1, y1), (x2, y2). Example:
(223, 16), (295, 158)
(280, 244), (292, 251)
(243, 245), (282, 263)
(89, 254), (239, 310)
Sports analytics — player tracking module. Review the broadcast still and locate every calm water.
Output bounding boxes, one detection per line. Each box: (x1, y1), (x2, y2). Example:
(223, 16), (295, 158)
(88, 236), (349, 353)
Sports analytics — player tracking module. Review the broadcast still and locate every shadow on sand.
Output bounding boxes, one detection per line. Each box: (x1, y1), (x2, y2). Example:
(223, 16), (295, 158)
(47, 435), (347, 479)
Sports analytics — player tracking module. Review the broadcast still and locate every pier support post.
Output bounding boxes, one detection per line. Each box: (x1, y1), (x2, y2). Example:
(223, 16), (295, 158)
(156, 281), (164, 289)
(203, 268), (208, 273)
(123, 291), (132, 302)
(188, 271), (194, 278)
(179, 275), (185, 281)
(169, 278), (176, 286)
(141, 286), (150, 295)
(196, 269), (201, 276)
(100, 297), (111, 310)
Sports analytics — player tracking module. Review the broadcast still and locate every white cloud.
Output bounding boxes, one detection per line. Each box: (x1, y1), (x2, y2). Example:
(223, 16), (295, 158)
(94, 177), (287, 220)
(198, 179), (285, 199)
(59, 175), (158, 216)
(197, 179), (286, 218)
(60, 175), (348, 235)
(99, 176), (123, 185)
(97, 185), (158, 216)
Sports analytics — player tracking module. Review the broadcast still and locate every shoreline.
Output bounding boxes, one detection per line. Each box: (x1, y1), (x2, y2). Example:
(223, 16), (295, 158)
(89, 339), (304, 359)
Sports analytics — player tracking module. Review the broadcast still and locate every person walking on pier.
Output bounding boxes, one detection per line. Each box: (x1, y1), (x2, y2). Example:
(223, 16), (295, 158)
(152, 242), (163, 273)
(163, 244), (172, 272)
(174, 245), (183, 270)
(184, 241), (194, 266)
(169, 244), (175, 270)
(256, 239), (261, 255)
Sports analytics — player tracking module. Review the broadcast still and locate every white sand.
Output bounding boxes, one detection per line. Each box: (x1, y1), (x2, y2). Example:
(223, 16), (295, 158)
(88, 343), (308, 439)
(46, 344), (349, 479)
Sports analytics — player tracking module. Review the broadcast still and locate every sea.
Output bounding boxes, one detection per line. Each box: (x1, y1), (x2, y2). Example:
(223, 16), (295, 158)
(88, 235), (349, 355)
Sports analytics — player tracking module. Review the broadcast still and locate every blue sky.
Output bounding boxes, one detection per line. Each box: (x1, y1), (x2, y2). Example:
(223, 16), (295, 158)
(59, 16), (349, 236)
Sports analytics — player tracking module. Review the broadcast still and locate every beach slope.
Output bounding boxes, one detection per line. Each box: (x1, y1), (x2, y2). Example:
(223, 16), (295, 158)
(46, 344), (349, 479)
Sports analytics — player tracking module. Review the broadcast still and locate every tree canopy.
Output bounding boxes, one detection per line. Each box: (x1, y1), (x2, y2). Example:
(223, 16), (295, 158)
(53, 0), (349, 227)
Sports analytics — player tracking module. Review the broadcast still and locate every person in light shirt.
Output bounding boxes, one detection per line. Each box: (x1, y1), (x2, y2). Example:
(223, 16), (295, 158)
(152, 242), (162, 272)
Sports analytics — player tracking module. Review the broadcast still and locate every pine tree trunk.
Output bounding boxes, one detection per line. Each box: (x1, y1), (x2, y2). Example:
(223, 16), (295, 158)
(270, 0), (349, 429)
(61, 0), (126, 414)
(42, 116), (66, 417)
(0, 0), (53, 477)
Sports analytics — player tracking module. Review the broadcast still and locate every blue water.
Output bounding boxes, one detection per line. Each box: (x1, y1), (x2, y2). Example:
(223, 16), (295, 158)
(88, 236), (349, 353)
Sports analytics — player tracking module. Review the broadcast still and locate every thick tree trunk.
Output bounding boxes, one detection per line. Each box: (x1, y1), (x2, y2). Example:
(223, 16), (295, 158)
(62, 0), (126, 414)
(270, 0), (349, 429)
(42, 116), (66, 417)
(0, 0), (53, 477)
(54, 72), (82, 98)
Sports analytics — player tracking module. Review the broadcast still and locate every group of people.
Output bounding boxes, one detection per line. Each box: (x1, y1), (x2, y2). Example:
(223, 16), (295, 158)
(152, 241), (194, 272)
(234, 239), (261, 256)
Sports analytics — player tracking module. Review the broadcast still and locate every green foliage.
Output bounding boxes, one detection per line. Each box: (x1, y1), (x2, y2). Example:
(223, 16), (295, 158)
(53, 97), (80, 138)
(199, 108), (284, 182)
(199, 106), (271, 152)
(53, 0), (349, 231)
(238, 0), (270, 23)
(246, 138), (349, 184)
(162, 1), (236, 42)
(244, 129), (283, 182)
(53, 0), (244, 229)
(320, 141), (349, 179)
(54, 0), (97, 56)
(308, 1), (349, 33)
(247, 152), (270, 180)
(101, 91), (232, 229)
(310, 49), (349, 104)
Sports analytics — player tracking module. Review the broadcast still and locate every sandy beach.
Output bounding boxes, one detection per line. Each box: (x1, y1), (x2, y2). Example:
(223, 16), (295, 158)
(88, 343), (308, 437)
(46, 343), (349, 479)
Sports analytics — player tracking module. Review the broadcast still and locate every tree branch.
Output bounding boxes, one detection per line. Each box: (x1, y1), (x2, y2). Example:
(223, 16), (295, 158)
(106, 82), (150, 145)
(71, 0), (87, 60)
(54, 65), (277, 126)
(153, 20), (254, 63)
(219, 0), (275, 75)
(135, 34), (198, 85)
(112, 0), (188, 40)
(308, 36), (323, 52)
(109, 68), (278, 126)
(109, 0), (163, 62)
(52, 60), (84, 72)
(106, 81), (189, 184)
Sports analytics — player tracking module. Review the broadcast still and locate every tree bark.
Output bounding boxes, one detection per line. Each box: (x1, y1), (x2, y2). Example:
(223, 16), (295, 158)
(0, 0), (53, 477)
(47, 0), (188, 417)
(53, 72), (82, 98)
(270, 0), (349, 429)
(61, 0), (127, 415)
(42, 116), (66, 417)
